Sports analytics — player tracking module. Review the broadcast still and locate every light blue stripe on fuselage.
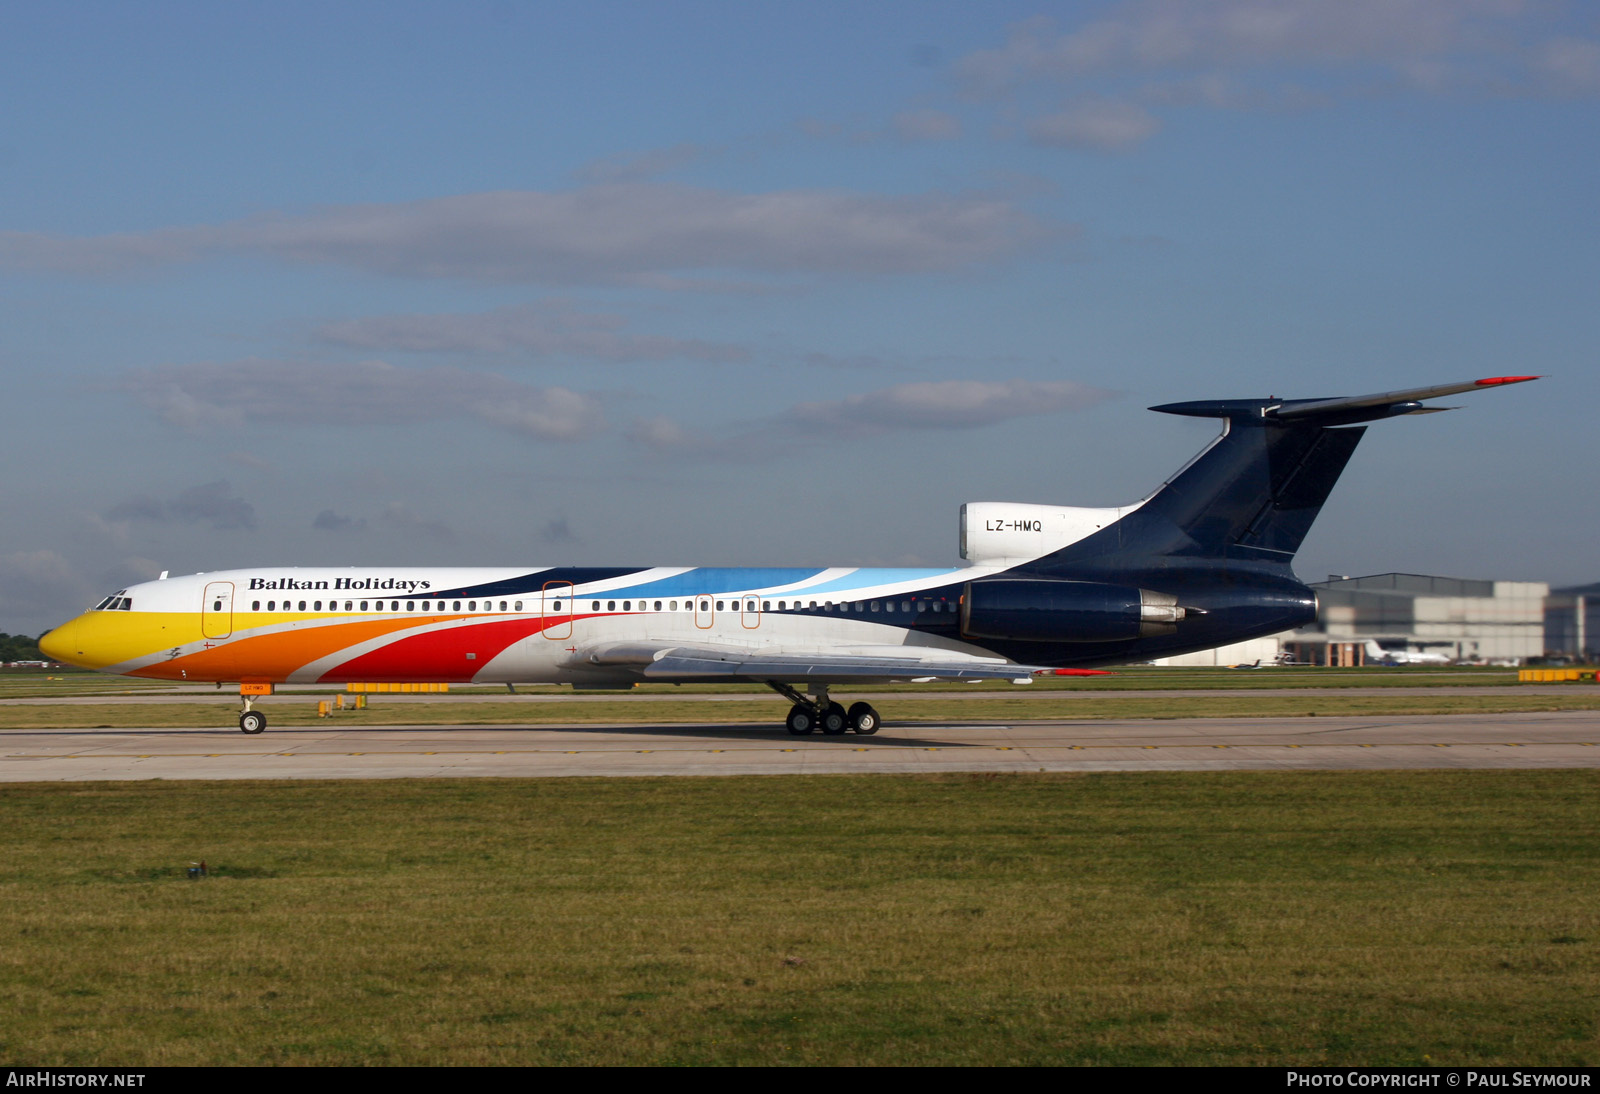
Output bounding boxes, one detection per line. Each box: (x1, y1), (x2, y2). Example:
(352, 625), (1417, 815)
(578, 567), (825, 600)
(580, 566), (964, 601)
(780, 568), (962, 597)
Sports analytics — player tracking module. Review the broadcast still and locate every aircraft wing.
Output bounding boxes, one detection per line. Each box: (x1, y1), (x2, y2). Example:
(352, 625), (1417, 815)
(566, 641), (1045, 684)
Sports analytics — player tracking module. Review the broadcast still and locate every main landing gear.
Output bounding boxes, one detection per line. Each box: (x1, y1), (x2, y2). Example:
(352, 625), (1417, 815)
(767, 682), (881, 736)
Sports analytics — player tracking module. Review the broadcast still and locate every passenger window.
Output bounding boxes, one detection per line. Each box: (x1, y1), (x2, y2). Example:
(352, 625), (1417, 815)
(608, 601), (616, 612)
(268, 601), (276, 611)
(515, 601), (523, 611)
(747, 600), (757, 612)
(699, 600), (709, 612)
(469, 601), (478, 611)
(345, 601), (353, 611)
(298, 601), (306, 611)
(762, 601), (770, 611)
(406, 601), (415, 612)
(654, 601), (663, 611)
(670, 600), (678, 611)
(252, 601), (260, 611)
(716, 600), (725, 611)
(360, 601), (368, 611)
(623, 601), (631, 611)
(212, 600), (222, 612)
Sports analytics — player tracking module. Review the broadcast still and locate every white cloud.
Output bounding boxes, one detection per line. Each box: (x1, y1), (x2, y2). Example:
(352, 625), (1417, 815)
(790, 379), (1114, 434)
(105, 481), (258, 531)
(116, 358), (605, 442)
(891, 109), (964, 141)
(960, 2), (1529, 86)
(1535, 36), (1600, 94)
(627, 415), (723, 456)
(1027, 98), (1163, 150)
(631, 378), (1115, 458)
(0, 550), (96, 623)
(577, 142), (718, 183)
(0, 183), (1050, 284)
(317, 302), (750, 362)
(376, 503), (454, 543)
(313, 509), (366, 532)
(954, 1), (1599, 146)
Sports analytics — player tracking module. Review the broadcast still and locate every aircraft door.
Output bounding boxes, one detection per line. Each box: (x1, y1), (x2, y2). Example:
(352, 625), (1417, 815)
(741, 596), (761, 630)
(694, 595), (714, 629)
(202, 582), (234, 640)
(542, 581), (574, 640)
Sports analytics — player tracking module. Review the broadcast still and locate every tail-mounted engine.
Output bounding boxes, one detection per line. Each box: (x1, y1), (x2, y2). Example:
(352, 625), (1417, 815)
(960, 579), (1190, 643)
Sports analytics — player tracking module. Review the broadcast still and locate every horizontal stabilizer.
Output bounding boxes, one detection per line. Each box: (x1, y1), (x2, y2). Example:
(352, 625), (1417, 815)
(1269, 375), (1539, 421)
(1152, 375), (1539, 424)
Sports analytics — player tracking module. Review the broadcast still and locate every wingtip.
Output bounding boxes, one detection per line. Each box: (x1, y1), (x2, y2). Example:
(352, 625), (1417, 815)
(1474, 375), (1541, 386)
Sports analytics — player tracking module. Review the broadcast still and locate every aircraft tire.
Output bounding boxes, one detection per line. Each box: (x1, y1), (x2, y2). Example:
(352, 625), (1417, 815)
(847, 702), (880, 735)
(786, 707), (817, 735)
(820, 702), (849, 735)
(239, 711), (267, 735)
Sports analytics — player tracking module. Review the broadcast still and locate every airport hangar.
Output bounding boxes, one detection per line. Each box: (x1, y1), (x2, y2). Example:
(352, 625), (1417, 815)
(1154, 572), (1554, 668)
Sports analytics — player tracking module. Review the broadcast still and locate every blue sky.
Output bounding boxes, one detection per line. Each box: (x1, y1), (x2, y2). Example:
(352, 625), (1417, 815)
(2, 0), (1595, 635)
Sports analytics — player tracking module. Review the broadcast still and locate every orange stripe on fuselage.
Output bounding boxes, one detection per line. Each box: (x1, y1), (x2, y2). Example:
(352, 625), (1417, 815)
(129, 616), (472, 682)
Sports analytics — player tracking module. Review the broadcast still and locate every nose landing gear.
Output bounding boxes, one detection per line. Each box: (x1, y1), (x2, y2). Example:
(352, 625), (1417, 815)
(237, 682), (273, 734)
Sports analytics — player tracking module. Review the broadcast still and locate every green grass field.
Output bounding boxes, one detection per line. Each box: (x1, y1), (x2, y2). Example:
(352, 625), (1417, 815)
(1, 772), (1596, 1066)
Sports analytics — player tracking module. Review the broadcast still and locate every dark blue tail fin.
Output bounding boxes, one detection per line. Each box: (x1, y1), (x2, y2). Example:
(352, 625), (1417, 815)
(1022, 376), (1538, 578)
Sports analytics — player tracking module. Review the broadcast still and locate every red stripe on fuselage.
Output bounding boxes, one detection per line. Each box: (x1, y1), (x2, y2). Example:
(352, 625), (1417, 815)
(319, 617), (559, 683)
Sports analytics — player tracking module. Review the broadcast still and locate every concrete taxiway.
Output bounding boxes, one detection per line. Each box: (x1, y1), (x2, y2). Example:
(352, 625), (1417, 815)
(3, 710), (1597, 781)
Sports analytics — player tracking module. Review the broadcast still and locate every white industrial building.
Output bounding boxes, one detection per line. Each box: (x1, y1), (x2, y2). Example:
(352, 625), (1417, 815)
(1154, 572), (1550, 667)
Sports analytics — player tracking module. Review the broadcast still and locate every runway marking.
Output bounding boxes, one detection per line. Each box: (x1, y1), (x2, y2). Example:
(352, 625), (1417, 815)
(12, 741), (1596, 761)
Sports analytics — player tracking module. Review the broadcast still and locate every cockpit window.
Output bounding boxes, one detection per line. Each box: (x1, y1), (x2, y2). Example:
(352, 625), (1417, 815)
(120, 599), (133, 610)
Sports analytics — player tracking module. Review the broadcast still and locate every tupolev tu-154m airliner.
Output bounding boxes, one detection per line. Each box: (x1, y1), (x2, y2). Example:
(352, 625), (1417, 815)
(40, 376), (1538, 735)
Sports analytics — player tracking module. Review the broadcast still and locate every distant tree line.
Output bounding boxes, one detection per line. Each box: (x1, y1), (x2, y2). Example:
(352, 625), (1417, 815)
(1, 633), (46, 662)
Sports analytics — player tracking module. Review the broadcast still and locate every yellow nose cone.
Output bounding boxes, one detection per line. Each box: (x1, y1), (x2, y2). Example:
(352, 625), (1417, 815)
(39, 618), (82, 665)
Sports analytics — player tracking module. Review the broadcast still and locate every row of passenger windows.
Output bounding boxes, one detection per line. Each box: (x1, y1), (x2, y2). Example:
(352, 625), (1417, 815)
(251, 600), (522, 613)
(245, 598), (958, 615)
(585, 599), (953, 614)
